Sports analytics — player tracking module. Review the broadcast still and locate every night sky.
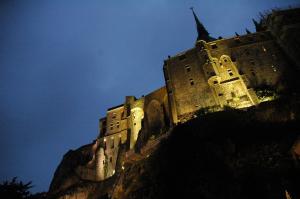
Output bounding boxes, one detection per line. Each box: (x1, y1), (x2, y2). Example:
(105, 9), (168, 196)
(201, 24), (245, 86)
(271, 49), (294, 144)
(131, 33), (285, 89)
(1, 0), (299, 193)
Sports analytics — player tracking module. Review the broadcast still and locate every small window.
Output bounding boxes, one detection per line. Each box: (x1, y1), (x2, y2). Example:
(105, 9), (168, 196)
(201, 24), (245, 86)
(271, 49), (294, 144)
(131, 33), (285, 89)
(229, 72), (234, 76)
(189, 78), (194, 86)
(110, 157), (113, 162)
(111, 140), (114, 149)
(185, 65), (191, 72)
(134, 123), (136, 126)
(231, 92), (236, 98)
(213, 80), (218, 84)
(179, 54), (186, 61)
(112, 113), (116, 119)
(211, 43), (217, 49)
(251, 71), (256, 76)
(218, 93), (223, 96)
(250, 60), (255, 65)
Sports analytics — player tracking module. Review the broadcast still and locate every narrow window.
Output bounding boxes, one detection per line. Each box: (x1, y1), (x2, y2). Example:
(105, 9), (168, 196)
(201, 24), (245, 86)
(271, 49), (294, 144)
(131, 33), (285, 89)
(185, 65), (191, 72)
(111, 139), (114, 149)
(218, 93), (223, 96)
(116, 121), (120, 128)
(189, 78), (194, 86)
(231, 92), (236, 98)
(112, 113), (116, 119)
(228, 69), (233, 76)
(210, 72), (216, 76)
(211, 43), (217, 49)
(110, 157), (113, 162)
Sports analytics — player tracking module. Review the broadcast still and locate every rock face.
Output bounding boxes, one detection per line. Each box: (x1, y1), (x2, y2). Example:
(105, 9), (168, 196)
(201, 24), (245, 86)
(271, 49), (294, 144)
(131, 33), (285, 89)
(109, 101), (300, 199)
(48, 97), (300, 199)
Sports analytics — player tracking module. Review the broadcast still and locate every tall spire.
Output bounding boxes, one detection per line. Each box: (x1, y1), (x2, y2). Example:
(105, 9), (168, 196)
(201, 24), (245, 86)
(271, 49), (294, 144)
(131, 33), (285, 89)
(190, 7), (212, 41)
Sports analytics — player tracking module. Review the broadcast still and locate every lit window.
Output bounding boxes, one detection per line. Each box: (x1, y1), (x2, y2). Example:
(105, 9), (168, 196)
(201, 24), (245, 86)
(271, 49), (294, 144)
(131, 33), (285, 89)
(262, 46), (267, 52)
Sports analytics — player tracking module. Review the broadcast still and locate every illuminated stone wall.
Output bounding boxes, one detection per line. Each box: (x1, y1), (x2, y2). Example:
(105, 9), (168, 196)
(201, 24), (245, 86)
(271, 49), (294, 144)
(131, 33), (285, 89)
(164, 27), (291, 123)
(129, 98), (144, 149)
(143, 87), (169, 135)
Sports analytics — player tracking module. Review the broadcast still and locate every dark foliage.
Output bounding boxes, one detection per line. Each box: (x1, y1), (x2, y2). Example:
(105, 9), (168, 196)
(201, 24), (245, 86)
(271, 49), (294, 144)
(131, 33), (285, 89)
(121, 102), (300, 199)
(0, 177), (46, 199)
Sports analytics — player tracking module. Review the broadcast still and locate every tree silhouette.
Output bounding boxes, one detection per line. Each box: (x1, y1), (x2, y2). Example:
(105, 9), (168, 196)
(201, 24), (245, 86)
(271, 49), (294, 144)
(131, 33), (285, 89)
(0, 177), (46, 199)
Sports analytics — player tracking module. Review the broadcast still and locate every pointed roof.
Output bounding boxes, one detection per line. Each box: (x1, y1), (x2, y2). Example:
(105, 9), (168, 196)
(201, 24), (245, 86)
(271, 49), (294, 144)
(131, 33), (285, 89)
(190, 7), (214, 42)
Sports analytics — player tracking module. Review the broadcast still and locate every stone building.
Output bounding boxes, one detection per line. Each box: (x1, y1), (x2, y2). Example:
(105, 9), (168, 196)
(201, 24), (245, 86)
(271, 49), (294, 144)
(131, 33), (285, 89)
(164, 8), (299, 124)
(49, 8), (300, 196)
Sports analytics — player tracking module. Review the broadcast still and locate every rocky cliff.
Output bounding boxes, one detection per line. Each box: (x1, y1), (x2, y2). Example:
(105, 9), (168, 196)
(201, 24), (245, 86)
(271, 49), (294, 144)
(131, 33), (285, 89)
(48, 96), (300, 199)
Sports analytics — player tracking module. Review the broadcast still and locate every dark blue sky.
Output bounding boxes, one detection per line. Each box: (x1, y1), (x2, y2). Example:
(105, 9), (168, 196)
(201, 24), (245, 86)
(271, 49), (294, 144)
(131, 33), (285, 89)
(1, 0), (299, 193)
